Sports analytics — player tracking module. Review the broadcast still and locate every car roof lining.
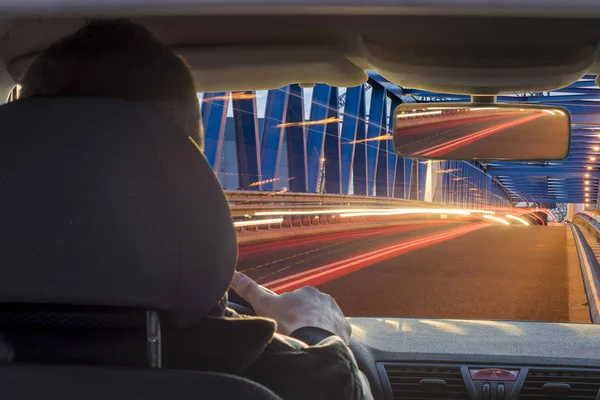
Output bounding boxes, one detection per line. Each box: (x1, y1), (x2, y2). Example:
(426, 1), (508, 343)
(3, 0), (600, 19)
(1, 12), (600, 95)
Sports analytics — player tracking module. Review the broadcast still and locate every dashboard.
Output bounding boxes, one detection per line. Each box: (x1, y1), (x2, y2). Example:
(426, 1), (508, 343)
(348, 318), (600, 400)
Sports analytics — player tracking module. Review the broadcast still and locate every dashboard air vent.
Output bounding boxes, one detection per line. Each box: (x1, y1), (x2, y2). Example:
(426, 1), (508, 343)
(383, 364), (468, 400)
(520, 369), (600, 400)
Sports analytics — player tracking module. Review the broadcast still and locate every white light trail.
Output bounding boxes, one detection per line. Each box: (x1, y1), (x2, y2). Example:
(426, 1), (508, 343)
(255, 209), (389, 216)
(256, 208), (495, 217)
(483, 215), (510, 225)
(396, 111), (442, 119)
(339, 208), (472, 218)
(234, 218), (283, 227)
(506, 214), (530, 226)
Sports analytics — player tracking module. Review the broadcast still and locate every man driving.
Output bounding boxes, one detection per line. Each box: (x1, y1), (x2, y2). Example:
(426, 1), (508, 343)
(20, 19), (372, 400)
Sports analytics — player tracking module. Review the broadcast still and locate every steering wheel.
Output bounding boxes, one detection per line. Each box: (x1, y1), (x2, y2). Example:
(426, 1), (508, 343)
(227, 289), (256, 316)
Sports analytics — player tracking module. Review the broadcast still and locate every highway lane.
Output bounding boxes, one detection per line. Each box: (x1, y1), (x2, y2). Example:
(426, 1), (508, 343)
(237, 224), (576, 322)
(238, 220), (468, 284)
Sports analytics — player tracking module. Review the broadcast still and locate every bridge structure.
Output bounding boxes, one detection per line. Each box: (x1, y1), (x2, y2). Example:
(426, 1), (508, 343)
(200, 72), (600, 213)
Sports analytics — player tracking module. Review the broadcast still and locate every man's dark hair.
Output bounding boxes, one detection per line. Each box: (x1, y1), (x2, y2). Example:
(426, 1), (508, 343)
(21, 19), (202, 148)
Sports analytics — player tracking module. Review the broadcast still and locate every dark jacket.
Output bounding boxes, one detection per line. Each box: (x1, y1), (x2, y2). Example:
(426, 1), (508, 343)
(160, 300), (372, 400)
(223, 308), (371, 400)
(6, 307), (372, 400)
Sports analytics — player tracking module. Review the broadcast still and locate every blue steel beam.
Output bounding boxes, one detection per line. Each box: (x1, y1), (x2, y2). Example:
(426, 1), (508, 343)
(564, 80), (596, 88)
(387, 98), (402, 197)
(554, 87), (600, 95)
(375, 97), (389, 197)
(285, 84), (308, 192)
(501, 180), (594, 185)
(504, 191), (595, 194)
(457, 162), (466, 206)
(501, 182), (596, 187)
(260, 87), (290, 191)
(501, 184), (592, 189)
(324, 86), (342, 194)
(201, 92), (229, 171)
(450, 161), (460, 205)
(306, 84), (334, 193)
(552, 101), (600, 110)
(366, 83), (387, 195)
(504, 194), (595, 198)
(353, 87), (368, 195)
(502, 187), (594, 192)
(340, 86), (364, 195)
(367, 71), (404, 98)
(489, 168), (600, 177)
(232, 91), (261, 190)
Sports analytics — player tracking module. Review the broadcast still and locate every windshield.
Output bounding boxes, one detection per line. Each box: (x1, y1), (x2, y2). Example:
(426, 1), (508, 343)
(211, 82), (595, 324)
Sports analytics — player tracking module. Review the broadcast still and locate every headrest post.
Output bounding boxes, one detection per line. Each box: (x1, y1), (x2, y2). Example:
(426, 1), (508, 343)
(146, 311), (162, 368)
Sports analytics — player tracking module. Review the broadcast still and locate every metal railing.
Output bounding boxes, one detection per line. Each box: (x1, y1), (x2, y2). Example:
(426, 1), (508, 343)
(226, 190), (476, 230)
(570, 214), (600, 323)
(573, 211), (600, 241)
(226, 190), (455, 218)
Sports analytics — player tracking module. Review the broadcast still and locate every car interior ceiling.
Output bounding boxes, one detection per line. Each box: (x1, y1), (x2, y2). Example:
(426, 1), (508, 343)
(2, 15), (600, 96)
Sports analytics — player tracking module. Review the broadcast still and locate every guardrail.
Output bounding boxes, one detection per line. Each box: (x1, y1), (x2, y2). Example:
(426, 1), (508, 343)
(225, 190), (492, 230)
(232, 210), (468, 231)
(225, 190), (496, 217)
(571, 212), (600, 323)
(570, 222), (600, 324)
(573, 211), (600, 241)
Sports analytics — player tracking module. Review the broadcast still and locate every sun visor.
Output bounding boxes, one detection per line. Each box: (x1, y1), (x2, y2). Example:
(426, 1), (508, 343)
(179, 45), (367, 92)
(358, 36), (600, 95)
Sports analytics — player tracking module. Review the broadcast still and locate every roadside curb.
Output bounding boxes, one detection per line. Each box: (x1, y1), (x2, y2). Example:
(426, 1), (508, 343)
(570, 224), (600, 324)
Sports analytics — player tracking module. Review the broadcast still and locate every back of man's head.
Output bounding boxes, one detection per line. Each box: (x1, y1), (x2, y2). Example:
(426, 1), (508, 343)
(21, 19), (202, 148)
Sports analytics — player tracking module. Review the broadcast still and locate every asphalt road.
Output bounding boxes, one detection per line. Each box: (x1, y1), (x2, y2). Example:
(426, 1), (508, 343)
(237, 222), (572, 322)
(396, 111), (567, 159)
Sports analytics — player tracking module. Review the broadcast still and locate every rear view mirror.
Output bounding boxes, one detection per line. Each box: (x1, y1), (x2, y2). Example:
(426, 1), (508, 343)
(392, 103), (570, 161)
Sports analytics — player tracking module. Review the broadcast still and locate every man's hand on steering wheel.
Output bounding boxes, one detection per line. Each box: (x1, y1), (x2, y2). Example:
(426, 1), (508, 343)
(230, 272), (352, 344)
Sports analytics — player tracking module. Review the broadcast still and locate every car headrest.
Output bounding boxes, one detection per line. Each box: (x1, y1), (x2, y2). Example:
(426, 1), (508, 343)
(0, 96), (237, 327)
